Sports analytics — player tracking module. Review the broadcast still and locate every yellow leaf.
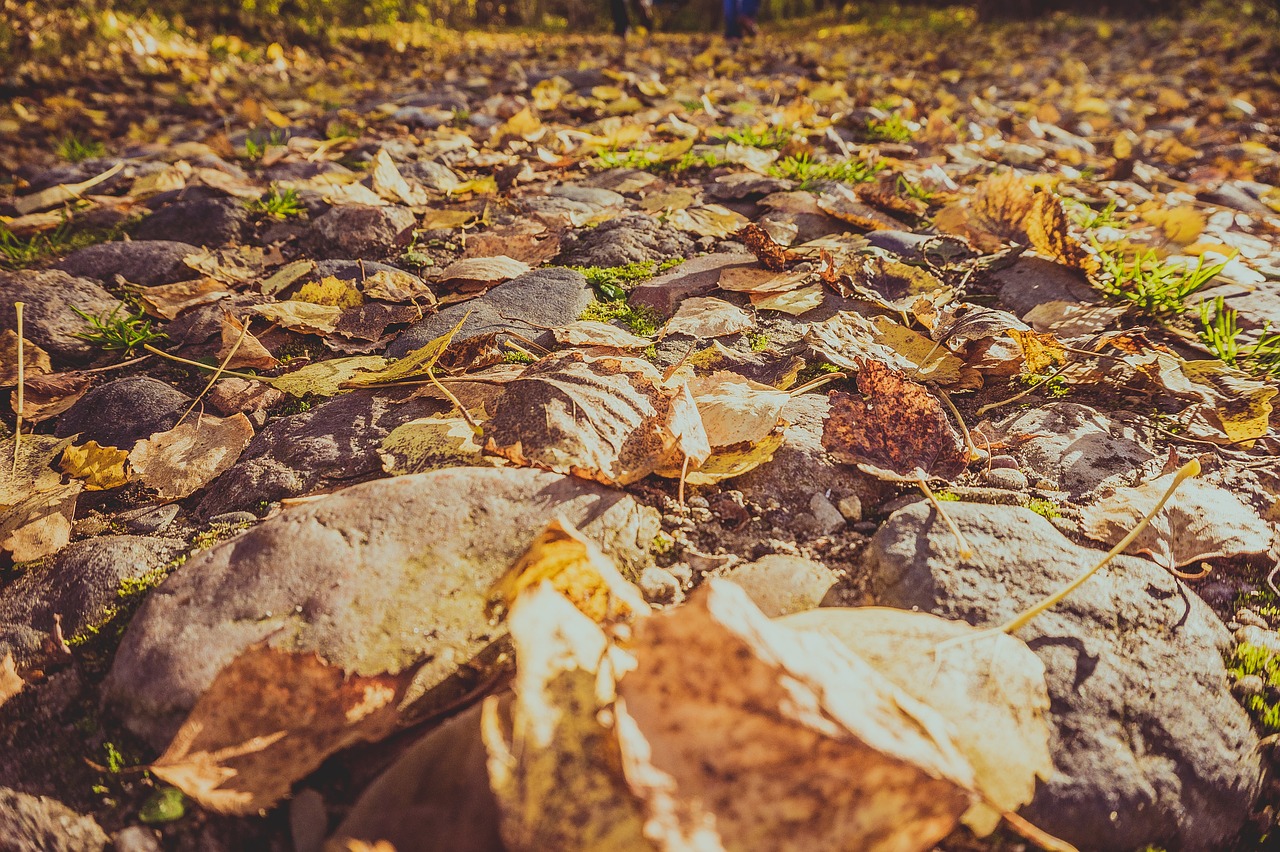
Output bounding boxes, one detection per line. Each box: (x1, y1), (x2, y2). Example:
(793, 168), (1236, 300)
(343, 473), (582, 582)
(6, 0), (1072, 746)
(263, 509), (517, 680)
(1142, 206), (1206, 245)
(294, 276), (364, 309)
(60, 441), (130, 491)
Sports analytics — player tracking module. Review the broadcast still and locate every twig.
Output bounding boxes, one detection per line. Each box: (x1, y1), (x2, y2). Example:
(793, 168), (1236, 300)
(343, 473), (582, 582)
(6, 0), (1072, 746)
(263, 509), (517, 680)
(937, 388), (978, 461)
(428, 368), (483, 435)
(917, 475), (974, 561)
(142, 344), (263, 382)
(787, 371), (847, 396)
(12, 302), (24, 472)
(176, 316), (252, 427)
(975, 361), (1075, 417)
(678, 452), (691, 508)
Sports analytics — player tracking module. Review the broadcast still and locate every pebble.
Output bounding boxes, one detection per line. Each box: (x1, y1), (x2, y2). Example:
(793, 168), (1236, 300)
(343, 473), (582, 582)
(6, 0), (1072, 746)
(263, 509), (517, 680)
(121, 505), (180, 535)
(836, 494), (863, 522)
(113, 826), (164, 852)
(988, 454), (1020, 469)
(809, 493), (846, 535)
(1232, 674), (1266, 700)
(983, 467), (1030, 491)
(638, 566), (683, 604)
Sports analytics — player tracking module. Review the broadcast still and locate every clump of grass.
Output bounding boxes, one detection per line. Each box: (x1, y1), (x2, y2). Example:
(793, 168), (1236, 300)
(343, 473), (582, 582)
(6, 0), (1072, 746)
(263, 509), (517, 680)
(1097, 248), (1227, 321)
(770, 153), (883, 190)
(864, 113), (913, 143)
(722, 126), (793, 149)
(503, 350), (537, 365)
(1228, 643), (1280, 734)
(1016, 371), (1071, 399)
(1199, 296), (1280, 379)
(579, 300), (660, 337)
(896, 174), (936, 203)
(595, 147), (724, 174)
(1024, 497), (1061, 520)
(243, 129), (286, 160)
(748, 332), (770, 351)
(571, 260), (668, 300)
(71, 304), (166, 356)
(0, 219), (125, 270)
(245, 186), (305, 219)
(57, 134), (105, 163)
(1070, 198), (1121, 230)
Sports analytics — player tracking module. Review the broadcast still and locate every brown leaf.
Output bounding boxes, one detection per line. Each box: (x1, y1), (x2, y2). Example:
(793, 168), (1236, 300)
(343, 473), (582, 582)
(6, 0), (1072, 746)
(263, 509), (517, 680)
(0, 434), (75, 508)
(970, 171), (1037, 242)
(483, 351), (709, 486)
(660, 297), (755, 339)
(129, 413), (255, 500)
(855, 178), (930, 218)
(805, 312), (980, 388)
(463, 232), (561, 266)
(138, 278), (232, 320)
(1024, 193), (1100, 276)
(816, 190), (909, 231)
(10, 371), (90, 423)
(0, 481), (82, 562)
(151, 647), (418, 815)
(220, 314), (279, 370)
(736, 223), (799, 271)
(436, 257), (531, 293)
(822, 360), (967, 481)
(0, 653), (22, 710)
(846, 255), (953, 313)
(0, 330), (51, 386)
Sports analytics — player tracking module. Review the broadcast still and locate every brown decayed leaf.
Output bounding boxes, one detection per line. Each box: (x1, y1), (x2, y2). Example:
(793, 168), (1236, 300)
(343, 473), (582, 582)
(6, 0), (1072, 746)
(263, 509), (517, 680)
(486, 519), (648, 624)
(0, 481), (82, 562)
(665, 204), (749, 238)
(436, 256), (531, 292)
(1081, 474), (1275, 569)
(483, 351), (709, 486)
(659, 297), (754, 339)
(151, 646), (418, 815)
(220, 313), (279, 370)
(855, 178), (930, 218)
(137, 278), (232, 320)
(816, 191), (909, 231)
(183, 246), (267, 286)
(0, 330), (51, 386)
(736, 223), (798, 271)
(553, 321), (651, 350)
(846, 255), (952, 313)
(805, 311), (980, 389)
(252, 301), (343, 335)
(0, 653), (22, 710)
(129, 413), (255, 501)
(717, 267), (810, 294)
(970, 170), (1036, 242)
(1024, 193), (1100, 276)
(750, 283), (825, 316)
(462, 232), (562, 266)
(822, 360), (968, 481)
(0, 434), (75, 508)
(360, 269), (436, 305)
(9, 372), (92, 423)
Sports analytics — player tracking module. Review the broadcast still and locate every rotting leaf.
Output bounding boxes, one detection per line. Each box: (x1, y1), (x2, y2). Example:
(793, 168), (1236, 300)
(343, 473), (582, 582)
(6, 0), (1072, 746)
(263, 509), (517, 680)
(220, 313), (279, 370)
(1024, 193), (1100, 276)
(660, 297), (754, 339)
(0, 481), (82, 562)
(10, 372), (92, 423)
(267, 356), (387, 398)
(0, 330), (51, 386)
(736, 223), (799, 271)
(129, 413), (255, 501)
(137, 278), (232, 320)
(665, 204), (749, 238)
(151, 646), (419, 815)
(822, 359), (968, 481)
(0, 653), (22, 711)
(252, 301), (343, 335)
(378, 416), (487, 476)
(0, 434), (75, 509)
(845, 255), (953, 313)
(60, 440), (130, 491)
(805, 312), (979, 388)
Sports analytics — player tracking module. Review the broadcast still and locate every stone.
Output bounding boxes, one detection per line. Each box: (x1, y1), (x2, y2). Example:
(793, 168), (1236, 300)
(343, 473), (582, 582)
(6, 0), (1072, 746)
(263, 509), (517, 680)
(0, 270), (124, 364)
(387, 268), (593, 358)
(0, 788), (108, 852)
(118, 504), (181, 535)
(722, 554), (836, 617)
(980, 402), (1156, 498)
(863, 229), (932, 260)
(57, 240), (200, 287)
(706, 172), (792, 200)
(836, 494), (862, 521)
(305, 204), (417, 260)
(196, 390), (442, 516)
(862, 501), (1262, 852)
(638, 566), (683, 604)
(0, 535), (184, 640)
(808, 493), (846, 534)
(134, 197), (248, 246)
(55, 377), (191, 450)
(982, 467), (1029, 490)
(734, 393), (886, 515)
(112, 827), (163, 852)
(628, 252), (757, 317)
(105, 467), (660, 747)
(556, 213), (694, 268)
(0, 623), (46, 666)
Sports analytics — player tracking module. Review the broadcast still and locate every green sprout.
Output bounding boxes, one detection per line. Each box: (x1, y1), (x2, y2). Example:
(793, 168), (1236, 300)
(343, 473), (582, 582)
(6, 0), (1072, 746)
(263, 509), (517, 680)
(864, 113), (913, 143)
(245, 186), (305, 219)
(243, 129), (286, 160)
(770, 154), (883, 190)
(1199, 296), (1280, 378)
(71, 304), (166, 356)
(57, 134), (105, 163)
(722, 126), (793, 149)
(1097, 248), (1228, 321)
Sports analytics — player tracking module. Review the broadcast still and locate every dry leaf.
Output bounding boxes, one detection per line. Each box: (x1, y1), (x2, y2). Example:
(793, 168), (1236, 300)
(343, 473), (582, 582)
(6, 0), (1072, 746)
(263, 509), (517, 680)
(295, 277), (363, 309)
(343, 314), (467, 387)
(816, 190), (908, 231)
(682, 371), (789, 448)
(665, 205), (749, 238)
(220, 314), (279, 370)
(378, 416), (486, 475)
(1081, 475), (1275, 569)
(371, 148), (428, 206)
(0, 481), (81, 562)
(1024, 193), (1100, 275)
(750, 283), (825, 315)
(553, 321), (651, 350)
(360, 269), (436, 305)
(60, 441), (130, 490)
(129, 413), (255, 500)
(736, 223), (799, 270)
(486, 518), (647, 624)
(846, 255), (954, 313)
(436, 256), (531, 291)
(1008, 328), (1068, 375)
(462, 232), (561, 266)
(252, 301), (343, 335)
(781, 607), (1053, 836)
(717, 267), (810, 294)
(267, 356), (387, 397)
(822, 360), (968, 481)
(660, 297), (754, 339)
(260, 260), (317, 296)
(483, 351), (709, 486)
(805, 311), (979, 388)
(183, 246), (267, 286)
(10, 372), (92, 423)
(970, 170), (1037, 242)
(0, 330), (51, 386)
(0, 434), (75, 508)
(137, 278), (231, 320)
(151, 646), (418, 814)
(0, 653), (22, 710)
(13, 162), (123, 215)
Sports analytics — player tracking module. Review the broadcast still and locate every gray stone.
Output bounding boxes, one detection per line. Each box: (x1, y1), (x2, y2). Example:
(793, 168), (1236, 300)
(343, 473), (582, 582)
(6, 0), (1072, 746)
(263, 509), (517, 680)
(105, 467), (660, 747)
(0, 788), (108, 852)
(981, 467), (1029, 490)
(0, 535), (184, 639)
(196, 390), (442, 516)
(638, 566), (683, 604)
(836, 494), (862, 521)
(734, 393), (886, 515)
(0, 623), (46, 666)
(55, 377), (191, 450)
(980, 402), (1155, 498)
(57, 240), (200, 287)
(808, 493), (846, 534)
(556, 213), (694, 268)
(388, 268), (593, 358)
(333, 702), (502, 852)
(723, 554), (836, 617)
(118, 504), (180, 535)
(0, 270), (124, 364)
(629, 252), (756, 317)
(862, 501), (1262, 852)
(707, 172), (793, 200)
(864, 229), (932, 259)
(134, 197), (248, 246)
(112, 827), (163, 852)
(305, 204), (417, 260)
(993, 255), (1100, 321)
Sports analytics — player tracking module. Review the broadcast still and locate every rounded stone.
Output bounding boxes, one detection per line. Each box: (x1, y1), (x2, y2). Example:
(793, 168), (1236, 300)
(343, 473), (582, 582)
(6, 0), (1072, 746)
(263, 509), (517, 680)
(55, 377), (190, 450)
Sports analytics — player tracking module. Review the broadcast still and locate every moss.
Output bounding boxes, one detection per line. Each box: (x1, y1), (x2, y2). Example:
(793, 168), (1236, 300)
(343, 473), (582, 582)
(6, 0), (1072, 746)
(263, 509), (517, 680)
(748, 332), (770, 352)
(651, 531), (675, 554)
(1227, 643), (1280, 734)
(503, 350), (537, 365)
(578, 300), (660, 337)
(1024, 497), (1061, 520)
(570, 260), (662, 297)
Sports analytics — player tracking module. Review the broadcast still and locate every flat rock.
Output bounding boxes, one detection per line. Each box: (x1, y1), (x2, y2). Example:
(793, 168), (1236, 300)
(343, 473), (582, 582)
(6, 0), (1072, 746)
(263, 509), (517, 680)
(387, 267), (592, 358)
(723, 554), (836, 617)
(57, 240), (200, 287)
(196, 390), (441, 516)
(733, 393), (886, 515)
(861, 501), (1262, 852)
(304, 204), (417, 260)
(105, 467), (660, 747)
(629, 252), (757, 317)
(556, 213), (694, 267)
(0, 270), (123, 364)
(979, 401), (1156, 497)
(0, 788), (108, 852)
(133, 197), (248, 246)
(0, 535), (183, 641)
(55, 377), (191, 450)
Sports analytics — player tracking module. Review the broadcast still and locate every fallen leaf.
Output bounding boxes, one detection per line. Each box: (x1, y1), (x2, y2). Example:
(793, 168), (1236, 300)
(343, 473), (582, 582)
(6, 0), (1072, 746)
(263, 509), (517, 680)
(378, 416), (486, 475)
(436, 256), (531, 292)
(129, 413), (255, 500)
(665, 204), (749, 238)
(1081, 474), (1275, 569)
(462, 232), (561, 266)
(151, 646), (418, 815)
(252, 301), (343, 335)
(360, 269), (436, 305)
(1008, 328), (1068, 375)
(0, 653), (22, 710)
(10, 372), (92, 423)
(343, 314), (468, 387)
(750, 283), (825, 315)
(682, 371), (789, 448)
(816, 189), (909, 231)
(822, 359), (968, 481)
(137, 278), (232, 320)
(486, 518), (647, 624)
(183, 246), (267, 286)
(483, 350), (709, 485)
(267, 356), (388, 397)
(220, 313), (279, 370)
(660, 297), (754, 339)
(1142, 206), (1206, 245)
(717, 267), (810, 294)
(0, 330), (51, 386)
(13, 162), (123, 215)
(1024, 193), (1100, 275)
(845, 255), (953, 313)
(420, 209), (479, 230)
(0, 481), (82, 562)
(805, 312), (979, 388)
(259, 260), (317, 297)
(970, 170), (1037, 243)
(294, 277), (364, 309)
(553, 321), (651, 350)
(371, 148), (428, 206)
(736, 223), (799, 270)
(781, 606), (1052, 836)
(0, 434), (75, 508)
(60, 441), (130, 490)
